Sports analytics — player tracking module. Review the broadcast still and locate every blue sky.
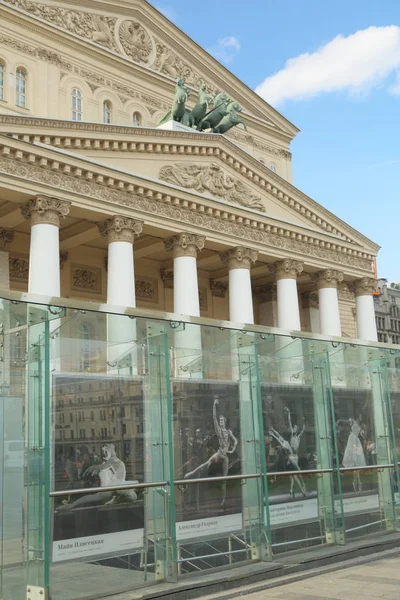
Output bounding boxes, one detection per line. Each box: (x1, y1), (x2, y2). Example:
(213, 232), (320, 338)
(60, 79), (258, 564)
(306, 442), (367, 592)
(150, 0), (400, 281)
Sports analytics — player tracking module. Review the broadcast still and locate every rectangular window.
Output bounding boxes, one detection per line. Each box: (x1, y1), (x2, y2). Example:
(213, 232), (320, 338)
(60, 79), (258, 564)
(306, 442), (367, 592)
(0, 64), (4, 101)
(16, 69), (26, 108)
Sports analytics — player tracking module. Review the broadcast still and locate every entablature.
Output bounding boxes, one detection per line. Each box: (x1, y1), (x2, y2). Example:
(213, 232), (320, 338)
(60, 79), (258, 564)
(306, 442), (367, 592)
(0, 114), (379, 254)
(0, 135), (375, 279)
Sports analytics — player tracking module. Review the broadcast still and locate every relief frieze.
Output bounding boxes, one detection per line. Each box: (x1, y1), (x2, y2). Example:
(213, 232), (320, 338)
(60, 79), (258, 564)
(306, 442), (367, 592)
(3, 0), (118, 50)
(71, 264), (102, 294)
(9, 253), (29, 282)
(0, 155), (373, 273)
(159, 163), (266, 212)
(2, 1), (216, 95)
(135, 276), (158, 303)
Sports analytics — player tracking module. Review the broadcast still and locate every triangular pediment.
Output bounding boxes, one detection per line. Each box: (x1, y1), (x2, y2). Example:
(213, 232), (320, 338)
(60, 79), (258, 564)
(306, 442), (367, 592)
(1, 0), (298, 138)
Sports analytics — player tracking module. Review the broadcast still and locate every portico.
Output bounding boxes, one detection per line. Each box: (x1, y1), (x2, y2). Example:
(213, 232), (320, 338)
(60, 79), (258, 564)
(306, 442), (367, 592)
(0, 135), (377, 344)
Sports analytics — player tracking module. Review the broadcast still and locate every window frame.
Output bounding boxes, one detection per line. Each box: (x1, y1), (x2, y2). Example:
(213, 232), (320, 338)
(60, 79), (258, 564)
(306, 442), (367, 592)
(132, 111), (141, 127)
(103, 100), (112, 124)
(0, 61), (5, 102)
(72, 87), (83, 121)
(15, 67), (27, 108)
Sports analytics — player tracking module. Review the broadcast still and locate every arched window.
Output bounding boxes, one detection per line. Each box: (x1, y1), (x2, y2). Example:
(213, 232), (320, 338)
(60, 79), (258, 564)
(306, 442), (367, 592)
(16, 67), (26, 108)
(72, 88), (83, 121)
(103, 100), (112, 124)
(0, 62), (5, 101)
(80, 323), (91, 370)
(132, 112), (141, 127)
(268, 163), (277, 173)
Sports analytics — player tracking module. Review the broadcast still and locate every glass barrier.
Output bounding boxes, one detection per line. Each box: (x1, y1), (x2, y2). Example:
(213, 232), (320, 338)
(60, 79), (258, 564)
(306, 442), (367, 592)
(0, 294), (399, 600)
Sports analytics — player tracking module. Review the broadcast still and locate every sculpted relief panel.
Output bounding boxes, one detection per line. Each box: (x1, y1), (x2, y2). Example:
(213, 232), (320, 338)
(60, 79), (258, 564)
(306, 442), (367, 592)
(3, 0), (118, 50)
(117, 19), (154, 64)
(3, 0), (213, 90)
(159, 163), (266, 212)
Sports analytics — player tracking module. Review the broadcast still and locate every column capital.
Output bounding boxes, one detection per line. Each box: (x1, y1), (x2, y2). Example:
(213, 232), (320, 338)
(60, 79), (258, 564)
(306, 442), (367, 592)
(21, 195), (70, 227)
(210, 279), (228, 298)
(0, 228), (15, 251)
(271, 259), (303, 280)
(220, 246), (258, 270)
(352, 277), (377, 297)
(164, 233), (205, 258)
(254, 284), (277, 302)
(160, 269), (174, 288)
(98, 216), (143, 243)
(312, 269), (344, 289)
(301, 291), (319, 309)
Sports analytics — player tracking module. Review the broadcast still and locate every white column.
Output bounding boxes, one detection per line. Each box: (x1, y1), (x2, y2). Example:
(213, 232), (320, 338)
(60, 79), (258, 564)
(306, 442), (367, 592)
(99, 216), (143, 307)
(354, 277), (378, 342)
(99, 216), (143, 371)
(164, 233), (205, 316)
(313, 270), (343, 336)
(220, 246), (258, 324)
(272, 259), (303, 331)
(164, 233), (205, 377)
(22, 196), (70, 296)
(271, 259), (304, 384)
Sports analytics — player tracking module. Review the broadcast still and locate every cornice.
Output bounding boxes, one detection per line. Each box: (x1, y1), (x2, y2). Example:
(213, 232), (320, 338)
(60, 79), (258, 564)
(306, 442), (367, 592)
(0, 115), (379, 252)
(0, 0), (297, 140)
(0, 135), (375, 275)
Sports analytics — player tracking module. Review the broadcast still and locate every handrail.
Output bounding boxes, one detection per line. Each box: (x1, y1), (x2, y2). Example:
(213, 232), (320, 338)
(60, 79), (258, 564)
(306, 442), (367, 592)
(174, 473), (261, 486)
(339, 463), (395, 472)
(50, 480), (168, 497)
(49, 463), (398, 497)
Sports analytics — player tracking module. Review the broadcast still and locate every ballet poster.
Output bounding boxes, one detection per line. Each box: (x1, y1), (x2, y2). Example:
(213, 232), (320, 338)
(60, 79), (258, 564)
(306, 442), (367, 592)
(262, 385), (319, 529)
(333, 388), (379, 499)
(51, 375), (145, 563)
(173, 381), (242, 540)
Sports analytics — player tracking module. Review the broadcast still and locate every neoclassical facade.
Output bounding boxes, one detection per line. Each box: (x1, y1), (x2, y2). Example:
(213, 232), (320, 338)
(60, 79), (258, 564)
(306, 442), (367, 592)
(0, 0), (379, 341)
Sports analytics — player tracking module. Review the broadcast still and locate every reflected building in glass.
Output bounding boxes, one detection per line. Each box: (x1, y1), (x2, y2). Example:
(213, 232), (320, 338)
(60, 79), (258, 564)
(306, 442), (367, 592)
(0, 2), (395, 600)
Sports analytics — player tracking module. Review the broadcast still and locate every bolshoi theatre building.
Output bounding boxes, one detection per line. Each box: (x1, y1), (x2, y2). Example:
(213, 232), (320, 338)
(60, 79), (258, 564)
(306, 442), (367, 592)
(0, 2), (399, 600)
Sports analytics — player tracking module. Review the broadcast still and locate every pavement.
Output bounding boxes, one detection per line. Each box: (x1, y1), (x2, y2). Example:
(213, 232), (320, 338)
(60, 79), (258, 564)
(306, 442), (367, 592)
(202, 553), (400, 600)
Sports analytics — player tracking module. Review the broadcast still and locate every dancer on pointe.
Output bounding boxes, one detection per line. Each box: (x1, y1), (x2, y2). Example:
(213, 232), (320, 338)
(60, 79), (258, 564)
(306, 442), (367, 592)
(337, 415), (366, 493)
(269, 407), (306, 499)
(185, 397), (237, 508)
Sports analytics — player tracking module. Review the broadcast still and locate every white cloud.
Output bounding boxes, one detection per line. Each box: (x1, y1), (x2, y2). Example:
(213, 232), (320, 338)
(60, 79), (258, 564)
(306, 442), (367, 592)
(208, 36), (241, 64)
(256, 26), (400, 106)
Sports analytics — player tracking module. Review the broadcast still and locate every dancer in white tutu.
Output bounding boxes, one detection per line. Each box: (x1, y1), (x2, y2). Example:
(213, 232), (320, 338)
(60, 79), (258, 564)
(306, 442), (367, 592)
(269, 408), (307, 499)
(338, 415), (366, 493)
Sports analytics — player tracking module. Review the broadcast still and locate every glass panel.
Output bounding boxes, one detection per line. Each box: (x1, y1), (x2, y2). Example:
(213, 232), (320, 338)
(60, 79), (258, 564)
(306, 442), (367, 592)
(47, 310), (170, 599)
(331, 343), (397, 540)
(172, 325), (266, 574)
(0, 299), (27, 600)
(257, 334), (342, 553)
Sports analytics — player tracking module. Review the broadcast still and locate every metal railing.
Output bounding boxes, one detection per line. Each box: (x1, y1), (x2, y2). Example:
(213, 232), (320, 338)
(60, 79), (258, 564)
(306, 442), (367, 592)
(49, 462), (399, 498)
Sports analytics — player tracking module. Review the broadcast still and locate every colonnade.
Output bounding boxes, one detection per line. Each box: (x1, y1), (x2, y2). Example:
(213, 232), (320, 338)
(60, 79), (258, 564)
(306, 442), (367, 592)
(20, 197), (378, 343)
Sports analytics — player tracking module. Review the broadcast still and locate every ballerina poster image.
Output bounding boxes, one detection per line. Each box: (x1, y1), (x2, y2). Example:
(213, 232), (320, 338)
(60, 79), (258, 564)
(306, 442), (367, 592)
(334, 389), (379, 497)
(173, 381), (242, 539)
(263, 389), (318, 509)
(51, 375), (146, 563)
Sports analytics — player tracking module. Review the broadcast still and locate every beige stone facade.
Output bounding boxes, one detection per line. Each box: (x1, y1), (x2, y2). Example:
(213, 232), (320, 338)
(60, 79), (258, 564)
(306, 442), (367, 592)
(0, 0), (379, 337)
